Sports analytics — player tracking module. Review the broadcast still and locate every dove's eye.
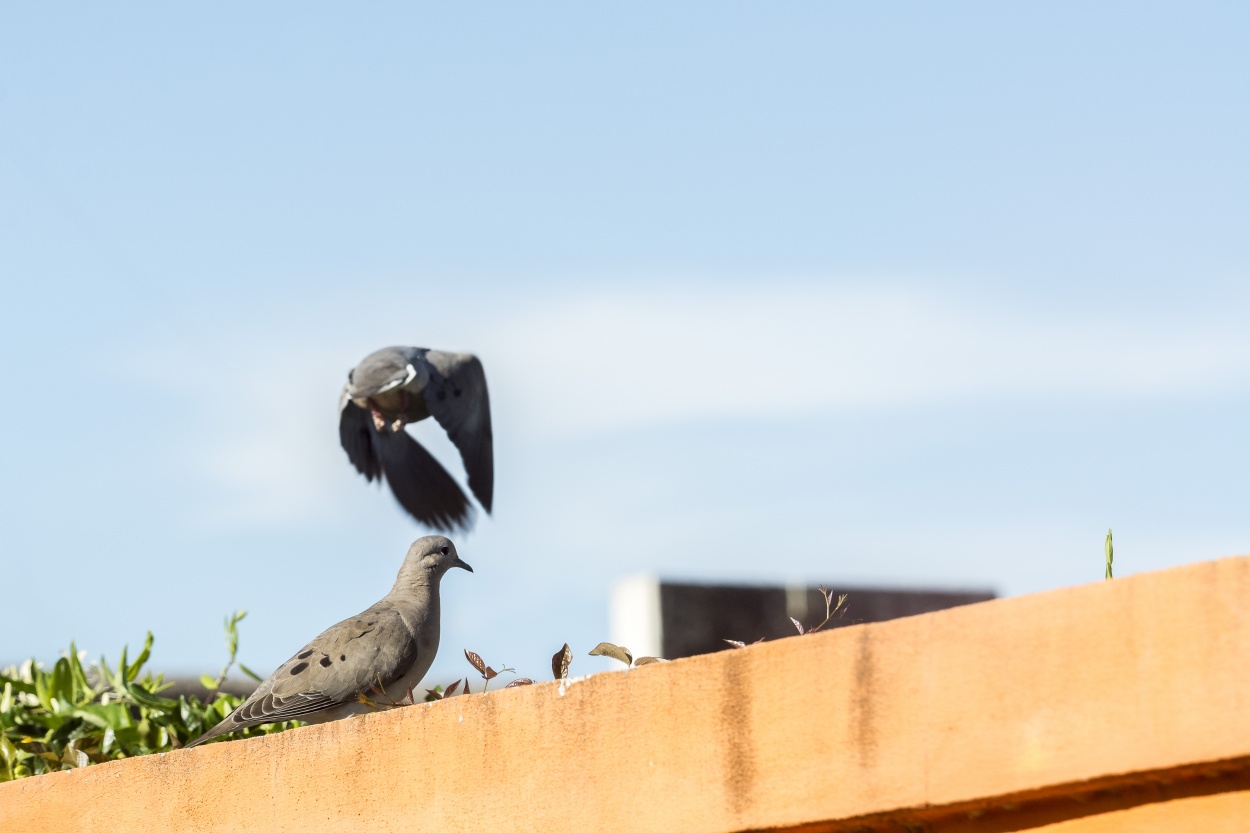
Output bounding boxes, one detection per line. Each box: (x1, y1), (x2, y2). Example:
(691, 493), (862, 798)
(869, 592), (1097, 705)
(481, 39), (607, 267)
(440, 546), (449, 555)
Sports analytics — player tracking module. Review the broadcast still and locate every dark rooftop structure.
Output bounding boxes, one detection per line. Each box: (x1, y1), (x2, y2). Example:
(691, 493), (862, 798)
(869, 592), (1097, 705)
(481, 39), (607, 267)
(612, 577), (996, 659)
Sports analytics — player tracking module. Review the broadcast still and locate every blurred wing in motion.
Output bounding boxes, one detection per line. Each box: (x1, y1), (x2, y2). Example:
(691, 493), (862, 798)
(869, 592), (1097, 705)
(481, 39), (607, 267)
(419, 350), (494, 513)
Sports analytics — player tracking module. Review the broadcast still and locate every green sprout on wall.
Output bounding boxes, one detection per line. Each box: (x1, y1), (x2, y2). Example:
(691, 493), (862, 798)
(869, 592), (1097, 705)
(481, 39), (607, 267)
(1105, 529), (1114, 580)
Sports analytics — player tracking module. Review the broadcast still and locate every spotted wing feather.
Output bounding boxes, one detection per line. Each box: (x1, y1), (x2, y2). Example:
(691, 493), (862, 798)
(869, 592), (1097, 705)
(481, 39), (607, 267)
(186, 604), (419, 747)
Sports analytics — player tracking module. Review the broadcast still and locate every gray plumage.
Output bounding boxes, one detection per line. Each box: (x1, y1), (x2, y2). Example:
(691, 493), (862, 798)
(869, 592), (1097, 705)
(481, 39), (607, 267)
(186, 536), (472, 748)
(339, 346), (493, 532)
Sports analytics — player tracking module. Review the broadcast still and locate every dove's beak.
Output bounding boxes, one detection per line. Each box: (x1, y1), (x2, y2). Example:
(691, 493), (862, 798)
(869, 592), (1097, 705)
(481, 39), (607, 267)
(455, 557), (474, 573)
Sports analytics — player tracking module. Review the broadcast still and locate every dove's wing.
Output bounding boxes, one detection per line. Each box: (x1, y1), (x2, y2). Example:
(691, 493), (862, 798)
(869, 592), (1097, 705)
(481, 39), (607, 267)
(187, 603), (420, 747)
(418, 350), (494, 512)
(373, 428), (473, 532)
(339, 386), (382, 482)
(339, 383), (473, 531)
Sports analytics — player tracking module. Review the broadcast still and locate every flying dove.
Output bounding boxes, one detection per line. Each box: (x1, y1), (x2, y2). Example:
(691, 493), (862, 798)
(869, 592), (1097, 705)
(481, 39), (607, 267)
(339, 346), (494, 532)
(186, 536), (472, 748)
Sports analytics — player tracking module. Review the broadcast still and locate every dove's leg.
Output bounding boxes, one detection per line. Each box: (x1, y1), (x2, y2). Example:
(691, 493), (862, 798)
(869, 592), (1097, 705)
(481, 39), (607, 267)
(368, 393), (415, 434)
(368, 399), (388, 432)
(390, 391), (410, 432)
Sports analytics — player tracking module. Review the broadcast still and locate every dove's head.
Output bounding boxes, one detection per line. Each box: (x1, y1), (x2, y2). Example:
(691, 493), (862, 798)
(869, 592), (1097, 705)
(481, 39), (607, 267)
(395, 535), (473, 588)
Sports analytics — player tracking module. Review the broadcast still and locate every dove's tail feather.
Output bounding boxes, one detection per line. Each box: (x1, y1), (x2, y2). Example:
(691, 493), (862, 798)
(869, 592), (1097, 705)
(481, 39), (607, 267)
(186, 692), (348, 748)
(374, 428), (474, 533)
(184, 715), (238, 749)
(184, 702), (322, 748)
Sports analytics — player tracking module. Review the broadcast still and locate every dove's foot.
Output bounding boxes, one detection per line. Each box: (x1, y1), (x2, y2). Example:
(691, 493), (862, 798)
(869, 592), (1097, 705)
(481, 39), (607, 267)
(369, 404), (388, 432)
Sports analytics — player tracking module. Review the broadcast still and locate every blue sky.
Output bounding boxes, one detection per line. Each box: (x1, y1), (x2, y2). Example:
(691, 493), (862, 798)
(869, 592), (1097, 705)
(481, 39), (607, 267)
(2, 3), (1247, 685)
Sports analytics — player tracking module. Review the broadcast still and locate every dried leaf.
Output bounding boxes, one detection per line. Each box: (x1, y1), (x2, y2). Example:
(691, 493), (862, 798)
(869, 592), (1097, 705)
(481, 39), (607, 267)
(807, 587), (850, 633)
(484, 667), (498, 680)
(424, 688), (443, 701)
(632, 656), (664, 666)
(723, 639), (747, 649)
(464, 649), (487, 675)
(552, 643), (572, 680)
(463, 676), (472, 695)
(790, 617), (805, 635)
(444, 679), (461, 697)
(505, 678), (535, 688)
(589, 642), (633, 667)
(60, 740), (90, 770)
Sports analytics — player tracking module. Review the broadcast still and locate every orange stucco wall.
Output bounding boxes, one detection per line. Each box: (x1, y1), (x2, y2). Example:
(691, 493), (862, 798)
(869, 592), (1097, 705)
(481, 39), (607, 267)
(3, 554), (1247, 833)
(1030, 790), (1250, 833)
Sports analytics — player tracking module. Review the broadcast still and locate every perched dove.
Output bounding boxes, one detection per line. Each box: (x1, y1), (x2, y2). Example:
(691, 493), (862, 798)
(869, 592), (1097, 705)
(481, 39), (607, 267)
(186, 536), (472, 748)
(339, 346), (494, 532)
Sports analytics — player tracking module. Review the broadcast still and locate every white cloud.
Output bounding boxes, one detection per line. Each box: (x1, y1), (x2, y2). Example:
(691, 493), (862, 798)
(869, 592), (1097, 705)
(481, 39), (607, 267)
(110, 281), (1250, 527)
(482, 284), (1250, 436)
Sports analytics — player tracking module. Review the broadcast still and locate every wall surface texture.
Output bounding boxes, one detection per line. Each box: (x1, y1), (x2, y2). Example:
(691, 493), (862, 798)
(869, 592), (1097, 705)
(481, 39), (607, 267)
(3, 554), (1247, 832)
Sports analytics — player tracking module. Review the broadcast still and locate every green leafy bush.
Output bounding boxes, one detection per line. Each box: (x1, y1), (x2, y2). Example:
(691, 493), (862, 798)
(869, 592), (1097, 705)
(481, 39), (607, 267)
(0, 613), (298, 781)
(3, 595), (831, 782)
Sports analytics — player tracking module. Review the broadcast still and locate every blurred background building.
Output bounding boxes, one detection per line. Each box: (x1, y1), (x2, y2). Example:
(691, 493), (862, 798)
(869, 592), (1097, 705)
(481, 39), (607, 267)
(613, 577), (994, 659)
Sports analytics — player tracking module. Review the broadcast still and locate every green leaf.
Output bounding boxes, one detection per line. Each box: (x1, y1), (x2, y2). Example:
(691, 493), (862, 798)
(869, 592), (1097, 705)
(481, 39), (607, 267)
(33, 669), (53, 712)
(127, 633), (154, 682)
(238, 664), (263, 683)
(1105, 528), (1114, 580)
(1, 670), (35, 696)
(97, 656), (117, 691)
(1, 616), (291, 780)
(0, 735), (17, 779)
(111, 726), (141, 748)
(126, 685), (178, 712)
(49, 658), (73, 703)
(71, 704), (133, 732)
(66, 644), (93, 704)
(226, 612), (243, 659)
(199, 675), (219, 691)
